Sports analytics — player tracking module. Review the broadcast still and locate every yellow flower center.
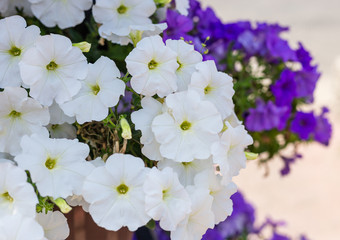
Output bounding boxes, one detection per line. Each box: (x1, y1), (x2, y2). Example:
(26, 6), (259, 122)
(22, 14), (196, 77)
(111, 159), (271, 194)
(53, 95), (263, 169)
(204, 85), (213, 94)
(8, 110), (21, 119)
(117, 5), (128, 14)
(148, 60), (158, 70)
(45, 157), (57, 170)
(162, 189), (170, 200)
(91, 84), (100, 95)
(2, 192), (13, 202)
(46, 61), (58, 71)
(117, 184), (129, 195)
(8, 46), (21, 56)
(180, 121), (191, 131)
(177, 60), (183, 71)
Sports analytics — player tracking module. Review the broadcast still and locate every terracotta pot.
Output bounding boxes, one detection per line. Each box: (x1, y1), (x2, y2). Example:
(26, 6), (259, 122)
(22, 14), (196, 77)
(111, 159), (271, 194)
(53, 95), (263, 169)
(66, 206), (134, 240)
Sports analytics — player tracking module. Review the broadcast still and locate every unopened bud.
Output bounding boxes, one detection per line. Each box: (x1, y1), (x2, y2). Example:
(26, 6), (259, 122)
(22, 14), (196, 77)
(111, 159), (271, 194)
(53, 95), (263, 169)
(154, 0), (172, 6)
(120, 117), (132, 140)
(129, 31), (143, 47)
(72, 41), (91, 52)
(52, 198), (72, 214)
(245, 152), (258, 160)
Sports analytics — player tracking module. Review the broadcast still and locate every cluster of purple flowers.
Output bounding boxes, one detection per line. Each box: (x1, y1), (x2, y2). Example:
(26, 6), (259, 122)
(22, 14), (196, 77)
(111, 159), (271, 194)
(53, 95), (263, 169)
(164, 1), (298, 68)
(202, 192), (309, 240)
(164, 0), (332, 176)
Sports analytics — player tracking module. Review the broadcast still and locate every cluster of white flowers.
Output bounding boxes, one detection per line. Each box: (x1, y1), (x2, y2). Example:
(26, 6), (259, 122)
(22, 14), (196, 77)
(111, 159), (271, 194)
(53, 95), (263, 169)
(0, 4), (252, 239)
(0, 0), (189, 45)
(0, 15), (125, 239)
(126, 36), (252, 239)
(92, 0), (191, 45)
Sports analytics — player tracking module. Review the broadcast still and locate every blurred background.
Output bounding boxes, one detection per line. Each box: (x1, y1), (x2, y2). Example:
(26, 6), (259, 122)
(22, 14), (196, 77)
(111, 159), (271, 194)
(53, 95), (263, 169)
(201, 0), (340, 239)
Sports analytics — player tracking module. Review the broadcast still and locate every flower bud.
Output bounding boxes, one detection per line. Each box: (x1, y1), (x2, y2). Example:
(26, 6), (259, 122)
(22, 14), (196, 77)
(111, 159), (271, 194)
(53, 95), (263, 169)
(129, 31), (143, 47)
(154, 0), (172, 7)
(52, 198), (72, 214)
(245, 151), (258, 160)
(120, 117), (132, 140)
(72, 41), (91, 52)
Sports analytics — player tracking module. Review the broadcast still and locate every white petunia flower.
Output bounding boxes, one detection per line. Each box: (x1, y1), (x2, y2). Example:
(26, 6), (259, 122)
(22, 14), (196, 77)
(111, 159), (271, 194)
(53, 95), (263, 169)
(194, 170), (237, 224)
(211, 121), (253, 185)
(170, 186), (214, 240)
(0, 162), (38, 218)
(65, 158), (104, 213)
(166, 39), (202, 91)
(19, 34), (88, 106)
(49, 101), (75, 125)
(225, 111), (243, 127)
(47, 123), (77, 139)
(61, 56), (125, 124)
(47, 101), (76, 139)
(29, 0), (92, 29)
(131, 97), (164, 161)
(126, 35), (179, 97)
(189, 60), (235, 119)
(36, 211), (70, 240)
(93, 0), (156, 40)
(157, 158), (214, 186)
(0, 87), (49, 155)
(0, 0), (33, 17)
(0, 215), (44, 240)
(82, 154), (150, 231)
(15, 134), (93, 199)
(0, 15), (40, 88)
(175, 0), (190, 16)
(104, 23), (167, 46)
(152, 90), (223, 162)
(144, 167), (191, 231)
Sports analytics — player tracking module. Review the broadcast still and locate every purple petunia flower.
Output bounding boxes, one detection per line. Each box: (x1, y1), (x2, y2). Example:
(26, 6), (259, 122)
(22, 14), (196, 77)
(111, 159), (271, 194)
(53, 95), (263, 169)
(237, 30), (265, 55)
(195, 7), (225, 40)
(117, 90), (132, 114)
(271, 232), (291, 240)
(224, 21), (252, 44)
(290, 111), (317, 140)
(154, 222), (170, 240)
(245, 99), (290, 132)
(163, 9), (194, 41)
(313, 107), (332, 146)
(254, 23), (297, 62)
(217, 191), (255, 238)
(202, 229), (224, 240)
(294, 67), (320, 102)
(271, 69), (297, 107)
(296, 42), (313, 70)
(188, 0), (201, 18)
(280, 153), (302, 176)
(265, 35), (296, 62)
